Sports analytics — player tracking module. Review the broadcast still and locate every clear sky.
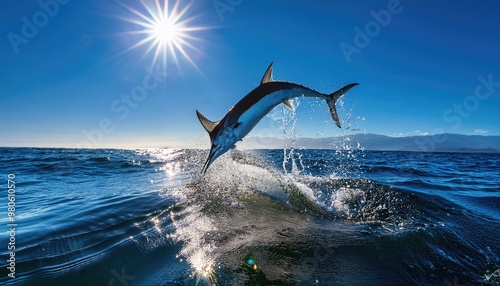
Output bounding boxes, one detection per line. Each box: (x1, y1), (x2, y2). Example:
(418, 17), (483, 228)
(1, 0), (499, 148)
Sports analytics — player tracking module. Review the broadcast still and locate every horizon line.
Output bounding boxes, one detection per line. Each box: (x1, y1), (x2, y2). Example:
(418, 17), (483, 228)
(1, 132), (498, 149)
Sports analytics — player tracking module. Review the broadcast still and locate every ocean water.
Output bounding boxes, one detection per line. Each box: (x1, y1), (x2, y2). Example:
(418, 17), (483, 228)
(0, 147), (499, 285)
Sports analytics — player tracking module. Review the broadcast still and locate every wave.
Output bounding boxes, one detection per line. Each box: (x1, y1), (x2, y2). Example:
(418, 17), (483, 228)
(161, 150), (500, 285)
(1, 148), (498, 285)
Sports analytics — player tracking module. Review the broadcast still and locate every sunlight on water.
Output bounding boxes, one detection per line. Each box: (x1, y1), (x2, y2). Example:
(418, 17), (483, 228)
(172, 204), (218, 284)
(162, 161), (181, 177)
(150, 217), (162, 234)
(191, 251), (217, 285)
(141, 148), (181, 162)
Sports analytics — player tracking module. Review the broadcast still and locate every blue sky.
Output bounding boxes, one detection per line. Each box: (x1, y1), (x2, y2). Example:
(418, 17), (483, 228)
(1, 0), (499, 148)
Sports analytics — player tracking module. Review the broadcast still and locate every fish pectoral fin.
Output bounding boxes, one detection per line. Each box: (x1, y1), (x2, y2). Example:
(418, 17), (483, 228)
(231, 145), (236, 149)
(196, 110), (220, 134)
(260, 62), (274, 84)
(281, 99), (294, 110)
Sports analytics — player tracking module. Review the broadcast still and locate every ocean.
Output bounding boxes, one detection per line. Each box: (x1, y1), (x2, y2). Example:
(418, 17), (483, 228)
(0, 147), (499, 285)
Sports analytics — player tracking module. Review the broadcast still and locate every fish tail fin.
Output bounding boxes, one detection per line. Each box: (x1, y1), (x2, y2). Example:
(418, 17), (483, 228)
(326, 83), (358, 128)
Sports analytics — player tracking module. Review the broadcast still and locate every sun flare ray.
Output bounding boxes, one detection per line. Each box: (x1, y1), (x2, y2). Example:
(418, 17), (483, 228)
(118, 0), (208, 72)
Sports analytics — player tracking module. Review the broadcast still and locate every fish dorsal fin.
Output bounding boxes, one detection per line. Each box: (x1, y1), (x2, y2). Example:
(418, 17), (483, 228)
(196, 110), (219, 134)
(281, 99), (294, 110)
(260, 62), (274, 84)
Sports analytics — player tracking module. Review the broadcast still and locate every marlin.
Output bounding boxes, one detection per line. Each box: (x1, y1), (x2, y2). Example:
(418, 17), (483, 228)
(197, 62), (358, 174)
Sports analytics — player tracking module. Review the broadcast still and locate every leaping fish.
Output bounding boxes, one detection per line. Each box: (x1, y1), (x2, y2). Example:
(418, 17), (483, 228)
(197, 62), (358, 174)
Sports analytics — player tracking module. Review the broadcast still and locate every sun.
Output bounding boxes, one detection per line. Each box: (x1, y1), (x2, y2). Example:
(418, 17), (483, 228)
(153, 18), (178, 43)
(118, 0), (207, 71)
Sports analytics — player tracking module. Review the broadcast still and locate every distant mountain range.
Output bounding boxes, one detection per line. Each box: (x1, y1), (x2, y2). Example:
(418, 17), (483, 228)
(238, 133), (500, 152)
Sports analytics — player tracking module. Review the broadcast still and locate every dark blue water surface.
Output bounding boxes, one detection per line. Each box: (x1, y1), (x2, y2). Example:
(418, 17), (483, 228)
(0, 147), (499, 285)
